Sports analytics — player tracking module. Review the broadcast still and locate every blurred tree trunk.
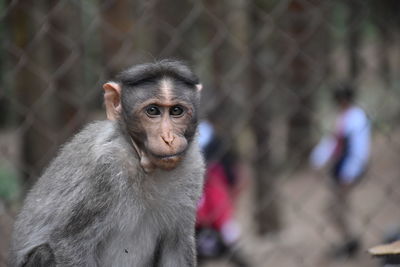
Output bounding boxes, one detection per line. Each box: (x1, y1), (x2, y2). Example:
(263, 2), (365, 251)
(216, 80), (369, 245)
(0, 0), (9, 127)
(7, 1), (83, 189)
(286, 0), (329, 167)
(100, 0), (135, 77)
(248, 1), (281, 235)
(8, 1), (52, 188)
(344, 0), (366, 84)
(369, 0), (400, 88)
(345, 0), (364, 84)
(203, 0), (246, 139)
(377, 29), (392, 88)
(47, 1), (85, 143)
(152, 0), (192, 59)
(203, 0), (226, 129)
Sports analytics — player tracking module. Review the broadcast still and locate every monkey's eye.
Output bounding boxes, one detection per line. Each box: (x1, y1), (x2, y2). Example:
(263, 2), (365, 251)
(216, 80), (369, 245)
(146, 105), (161, 117)
(170, 106), (185, 117)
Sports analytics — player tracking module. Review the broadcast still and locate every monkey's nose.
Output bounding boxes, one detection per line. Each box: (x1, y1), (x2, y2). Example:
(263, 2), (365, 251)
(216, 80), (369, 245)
(161, 134), (175, 146)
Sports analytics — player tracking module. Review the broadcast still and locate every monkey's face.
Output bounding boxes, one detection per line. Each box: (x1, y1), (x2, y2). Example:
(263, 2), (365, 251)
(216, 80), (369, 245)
(138, 104), (194, 170)
(103, 61), (202, 172)
(123, 79), (199, 170)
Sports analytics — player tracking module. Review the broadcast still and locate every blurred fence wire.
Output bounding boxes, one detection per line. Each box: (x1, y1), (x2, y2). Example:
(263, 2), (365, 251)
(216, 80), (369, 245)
(2, 0), (400, 266)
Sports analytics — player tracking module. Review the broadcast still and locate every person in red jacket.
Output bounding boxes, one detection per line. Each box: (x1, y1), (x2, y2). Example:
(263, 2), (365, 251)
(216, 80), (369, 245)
(196, 162), (240, 245)
(196, 121), (249, 267)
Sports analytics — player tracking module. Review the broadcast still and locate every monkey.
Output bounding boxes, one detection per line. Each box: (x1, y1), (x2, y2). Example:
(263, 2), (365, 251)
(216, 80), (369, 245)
(9, 59), (205, 267)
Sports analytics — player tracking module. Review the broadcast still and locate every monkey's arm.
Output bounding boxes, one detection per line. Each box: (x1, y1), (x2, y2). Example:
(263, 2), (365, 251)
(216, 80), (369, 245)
(12, 160), (117, 267)
(157, 223), (197, 267)
(160, 239), (196, 267)
(45, 163), (115, 266)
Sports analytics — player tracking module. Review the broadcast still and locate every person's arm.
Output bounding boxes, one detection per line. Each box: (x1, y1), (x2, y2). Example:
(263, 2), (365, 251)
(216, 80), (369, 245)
(310, 136), (337, 169)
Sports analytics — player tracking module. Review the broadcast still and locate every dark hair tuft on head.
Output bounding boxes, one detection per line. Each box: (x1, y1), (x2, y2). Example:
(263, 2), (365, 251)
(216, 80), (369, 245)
(115, 59), (199, 88)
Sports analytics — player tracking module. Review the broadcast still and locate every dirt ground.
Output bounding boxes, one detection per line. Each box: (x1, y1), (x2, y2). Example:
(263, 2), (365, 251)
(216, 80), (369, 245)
(1, 130), (400, 267)
(202, 130), (400, 267)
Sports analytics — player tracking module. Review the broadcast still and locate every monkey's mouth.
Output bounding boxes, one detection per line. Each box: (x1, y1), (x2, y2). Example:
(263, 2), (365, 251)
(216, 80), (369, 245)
(151, 150), (186, 159)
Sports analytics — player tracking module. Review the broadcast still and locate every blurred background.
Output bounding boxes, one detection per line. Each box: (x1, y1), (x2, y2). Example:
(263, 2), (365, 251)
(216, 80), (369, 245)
(1, 0), (400, 266)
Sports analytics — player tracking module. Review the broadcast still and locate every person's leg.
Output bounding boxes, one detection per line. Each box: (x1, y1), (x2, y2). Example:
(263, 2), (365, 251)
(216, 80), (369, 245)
(332, 185), (352, 239)
(328, 183), (360, 258)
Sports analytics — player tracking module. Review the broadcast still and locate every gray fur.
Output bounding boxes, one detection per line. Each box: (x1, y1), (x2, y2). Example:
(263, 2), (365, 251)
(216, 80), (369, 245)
(10, 120), (204, 267)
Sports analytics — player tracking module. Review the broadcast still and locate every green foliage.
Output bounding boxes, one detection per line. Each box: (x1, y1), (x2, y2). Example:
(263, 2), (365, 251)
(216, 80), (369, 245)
(0, 165), (21, 202)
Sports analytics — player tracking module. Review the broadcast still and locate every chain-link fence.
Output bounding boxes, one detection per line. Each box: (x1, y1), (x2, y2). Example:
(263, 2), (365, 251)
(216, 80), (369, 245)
(1, 0), (400, 266)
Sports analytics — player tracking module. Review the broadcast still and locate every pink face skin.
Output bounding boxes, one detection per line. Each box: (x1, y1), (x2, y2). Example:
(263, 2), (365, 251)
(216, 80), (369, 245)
(137, 100), (194, 170)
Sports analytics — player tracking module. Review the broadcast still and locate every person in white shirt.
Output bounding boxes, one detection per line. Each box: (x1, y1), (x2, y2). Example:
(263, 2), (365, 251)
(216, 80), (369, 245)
(310, 84), (371, 258)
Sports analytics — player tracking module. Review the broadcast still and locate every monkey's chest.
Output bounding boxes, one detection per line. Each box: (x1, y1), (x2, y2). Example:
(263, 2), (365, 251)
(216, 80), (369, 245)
(100, 226), (159, 266)
(98, 201), (180, 266)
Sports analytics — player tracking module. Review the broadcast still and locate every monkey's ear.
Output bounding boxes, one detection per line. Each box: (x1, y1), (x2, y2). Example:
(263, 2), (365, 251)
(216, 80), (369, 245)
(103, 82), (122, 121)
(196, 84), (203, 92)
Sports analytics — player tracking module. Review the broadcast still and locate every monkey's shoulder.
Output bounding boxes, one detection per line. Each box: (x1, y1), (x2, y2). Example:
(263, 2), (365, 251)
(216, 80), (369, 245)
(30, 121), (138, 195)
(12, 121), (137, 249)
(58, 120), (136, 165)
(67, 120), (131, 156)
